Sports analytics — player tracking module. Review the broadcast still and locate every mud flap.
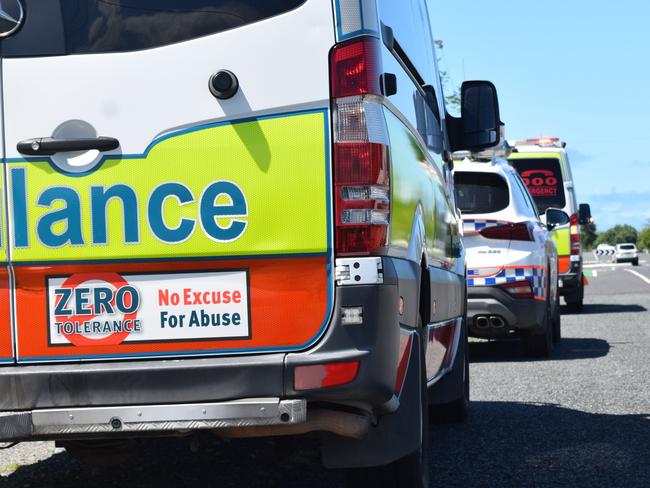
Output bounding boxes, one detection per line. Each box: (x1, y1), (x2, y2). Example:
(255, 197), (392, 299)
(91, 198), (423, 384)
(321, 331), (424, 469)
(428, 314), (466, 406)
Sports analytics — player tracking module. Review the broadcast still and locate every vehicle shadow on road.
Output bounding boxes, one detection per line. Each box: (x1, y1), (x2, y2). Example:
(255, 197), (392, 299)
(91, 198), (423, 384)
(429, 401), (650, 488)
(2, 403), (648, 488)
(561, 303), (647, 315)
(0, 435), (338, 488)
(469, 337), (610, 363)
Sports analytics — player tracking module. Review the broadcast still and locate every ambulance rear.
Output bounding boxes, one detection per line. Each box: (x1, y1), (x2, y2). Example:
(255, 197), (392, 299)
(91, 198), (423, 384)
(0, 1), (502, 484)
(509, 138), (591, 312)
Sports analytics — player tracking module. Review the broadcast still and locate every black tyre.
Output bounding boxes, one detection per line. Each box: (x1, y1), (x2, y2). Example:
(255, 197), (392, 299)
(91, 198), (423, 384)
(344, 332), (430, 488)
(522, 275), (554, 358)
(633, 258), (639, 266)
(552, 293), (562, 345)
(565, 279), (584, 313)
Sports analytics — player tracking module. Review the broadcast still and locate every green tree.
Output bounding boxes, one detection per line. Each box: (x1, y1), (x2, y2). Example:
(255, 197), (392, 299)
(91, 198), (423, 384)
(580, 221), (598, 250)
(638, 219), (650, 252)
(594, 224), (638, 246)
(638, 228), (650, 252)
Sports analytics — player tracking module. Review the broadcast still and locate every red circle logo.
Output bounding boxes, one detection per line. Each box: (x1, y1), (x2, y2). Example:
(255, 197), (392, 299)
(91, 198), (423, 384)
(54, 273), (138, 346)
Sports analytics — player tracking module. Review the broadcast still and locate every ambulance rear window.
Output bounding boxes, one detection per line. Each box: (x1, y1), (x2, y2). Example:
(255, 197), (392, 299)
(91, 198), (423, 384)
(454, 172), (510, 214)
(1, 0), (306, 57)
(510, 158), (566, 212)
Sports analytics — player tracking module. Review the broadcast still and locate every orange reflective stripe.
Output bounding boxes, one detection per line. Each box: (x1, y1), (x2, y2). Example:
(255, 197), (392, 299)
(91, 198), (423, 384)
(15, 256), (330, 361)
(558, 256), (571, 274)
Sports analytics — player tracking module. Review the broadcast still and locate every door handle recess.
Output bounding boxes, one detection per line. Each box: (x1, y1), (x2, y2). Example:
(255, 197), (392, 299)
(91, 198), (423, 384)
(17, 137), (120, 156)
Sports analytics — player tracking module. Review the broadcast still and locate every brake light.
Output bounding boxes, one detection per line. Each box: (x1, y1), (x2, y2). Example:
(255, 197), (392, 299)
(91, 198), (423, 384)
(570, 213), (581, 255)
(331, 37), (390, 256)
(330, 37), (382, 98)
(500, 281), (534, 299)
(479, 222), (534, 241)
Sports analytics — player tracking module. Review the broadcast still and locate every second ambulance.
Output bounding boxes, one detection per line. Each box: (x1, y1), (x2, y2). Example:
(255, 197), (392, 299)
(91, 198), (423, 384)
(509, 139), (591, 312)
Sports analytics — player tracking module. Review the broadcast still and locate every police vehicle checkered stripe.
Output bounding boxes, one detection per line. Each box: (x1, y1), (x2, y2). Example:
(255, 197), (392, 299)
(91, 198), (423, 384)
(467, 267), (546, 298)
(463, 219), (509, 233)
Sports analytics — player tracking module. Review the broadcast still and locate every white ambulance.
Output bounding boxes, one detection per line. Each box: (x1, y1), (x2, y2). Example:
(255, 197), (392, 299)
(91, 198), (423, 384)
(0, 1), (502, 485)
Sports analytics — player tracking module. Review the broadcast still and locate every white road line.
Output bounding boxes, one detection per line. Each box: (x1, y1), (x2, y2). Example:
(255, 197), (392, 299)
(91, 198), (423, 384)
(624, 268), (650, 285)
(584, 262), (631, 269)
(592, 270), (598, 277)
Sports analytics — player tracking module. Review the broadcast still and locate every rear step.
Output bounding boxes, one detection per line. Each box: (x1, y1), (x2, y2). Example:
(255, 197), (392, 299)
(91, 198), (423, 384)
(0, 398), (306, 441)
(0, 399), (373, 442)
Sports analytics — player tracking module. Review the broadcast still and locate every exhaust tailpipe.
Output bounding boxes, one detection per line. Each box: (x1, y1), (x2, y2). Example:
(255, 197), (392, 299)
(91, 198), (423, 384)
(489, 316), (506, 328)
(475, 316), (489, 329)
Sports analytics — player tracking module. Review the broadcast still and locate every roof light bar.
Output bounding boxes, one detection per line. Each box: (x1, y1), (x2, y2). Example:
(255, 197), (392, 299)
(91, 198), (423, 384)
(508, 138), (566, 149)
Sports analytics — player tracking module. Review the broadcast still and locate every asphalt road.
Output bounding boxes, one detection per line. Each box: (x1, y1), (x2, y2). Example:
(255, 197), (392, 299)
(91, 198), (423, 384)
(1, 255), (649, 487)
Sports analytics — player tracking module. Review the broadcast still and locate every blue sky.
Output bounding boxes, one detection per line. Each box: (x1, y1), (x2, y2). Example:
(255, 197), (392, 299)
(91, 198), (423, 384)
(429, 0), (650, 231)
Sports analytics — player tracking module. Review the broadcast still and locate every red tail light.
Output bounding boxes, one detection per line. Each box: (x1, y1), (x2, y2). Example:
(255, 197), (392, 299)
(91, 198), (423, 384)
(500, 281), (534, 299)
(479, 222), (534, 241)
(330, 37), (382, 98)
(570, 213), (581, 255)
(331, 37), (390, 256)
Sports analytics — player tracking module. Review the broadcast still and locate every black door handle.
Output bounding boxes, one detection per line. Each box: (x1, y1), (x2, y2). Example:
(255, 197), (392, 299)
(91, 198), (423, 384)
(17, 136), (120, 156)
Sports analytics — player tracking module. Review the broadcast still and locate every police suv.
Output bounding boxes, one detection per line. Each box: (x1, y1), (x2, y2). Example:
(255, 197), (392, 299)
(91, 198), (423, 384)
(454, 146), (568, 357)
(0, 1), (502, 485)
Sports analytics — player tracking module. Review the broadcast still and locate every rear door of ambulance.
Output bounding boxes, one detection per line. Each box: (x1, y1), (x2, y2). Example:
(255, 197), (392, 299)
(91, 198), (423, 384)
(0, 0), (334, 364)
(509, 154), (571, 274)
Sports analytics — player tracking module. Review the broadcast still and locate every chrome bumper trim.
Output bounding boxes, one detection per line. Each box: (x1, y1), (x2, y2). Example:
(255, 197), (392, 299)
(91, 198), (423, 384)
(0, 398), (306, 440)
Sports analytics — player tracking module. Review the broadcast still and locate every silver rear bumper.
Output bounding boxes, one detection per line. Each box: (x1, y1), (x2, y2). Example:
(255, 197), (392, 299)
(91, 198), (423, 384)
(0, 398), (306, 441)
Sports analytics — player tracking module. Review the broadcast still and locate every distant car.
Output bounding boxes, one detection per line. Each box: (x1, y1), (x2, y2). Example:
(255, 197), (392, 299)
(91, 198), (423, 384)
(615, 243), (639, 266)
(454, 151), (568, 357)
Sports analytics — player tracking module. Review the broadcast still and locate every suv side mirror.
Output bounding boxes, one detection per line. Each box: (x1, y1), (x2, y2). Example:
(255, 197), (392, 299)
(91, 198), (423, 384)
(459, 80), (501, 150)
(545, 208), (570, 230)
(578, 203), (591, 225)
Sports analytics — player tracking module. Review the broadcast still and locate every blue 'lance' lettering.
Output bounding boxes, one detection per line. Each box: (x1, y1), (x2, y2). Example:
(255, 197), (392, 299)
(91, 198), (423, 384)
(148, 183), (196, 243)
(37, 187), (85, 247)
(200, 181), (248, 242)
(91, 185), (140, 244)
(9, 170), (248, 248)
(11, 167), (29, 248)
